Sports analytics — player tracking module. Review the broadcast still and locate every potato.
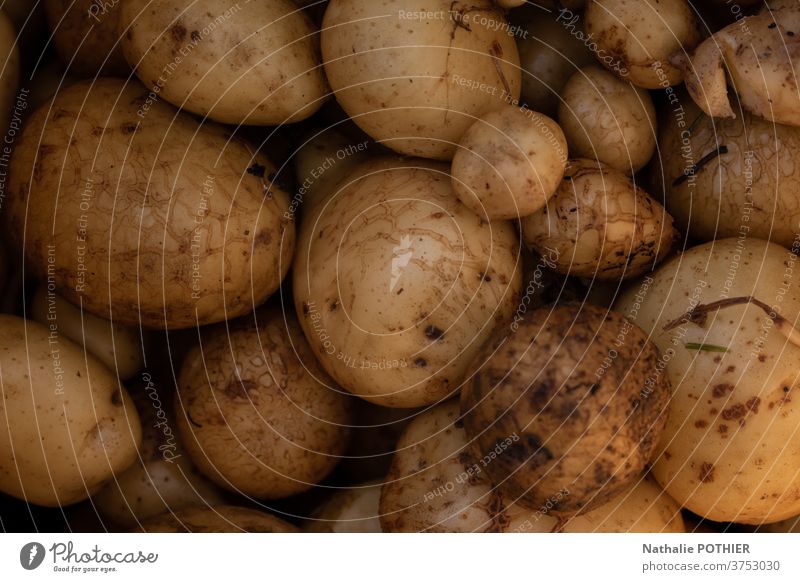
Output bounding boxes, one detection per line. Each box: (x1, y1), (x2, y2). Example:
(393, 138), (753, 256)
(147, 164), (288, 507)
(521, 159), (676, 281)
(514, 6), (595, 116)
(176, 308), (354, 499)
(93, 379), (224, 527)
(136, 506), (298, 533)
(30, 284), (144, 380)
(322, 0), (521, 160)
(585, 0), (700, 89)
(616, 238), (800, 524)
(44, 0), (128, 76)
(461, 303), (670, 514)
(0, 9), (20, 131)
(119, 0), (327, 125)
(680, 3), (800, 127)
(654, 96), (800, 248)
(306, 481), (382, 533)
(381, 401), (682, 532)
(294, 157), (523, 408)
(5, 78), (294, 329)
(558, 66), (656, 174)
(0, 315), (141, 507)
(451, 105), (568, 220)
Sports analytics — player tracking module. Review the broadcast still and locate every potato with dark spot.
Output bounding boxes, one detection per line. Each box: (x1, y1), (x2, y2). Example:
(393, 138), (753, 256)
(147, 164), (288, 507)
(461, 303), (670, 515)
(0, 315), (141, 507)
(176, 308), (354, 499)
(136, 506), (298, 533)
(294, 157), (522, 408)
(44, 0), (129, 76)
(119, 0), (327, 125)
(306, 481), (382, 533)
(5, 78), (294, 329)
(521, 159), (676, 281)
(616, 238), (800, 524)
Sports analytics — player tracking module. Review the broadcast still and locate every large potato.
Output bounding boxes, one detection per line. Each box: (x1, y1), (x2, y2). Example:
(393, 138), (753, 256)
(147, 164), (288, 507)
(558, 66), (657, 174)
(0, 315), (141, 507)
(322, 0), (521, 160)
(616, 238), (800, 524)
(176, 308), (354, 499)
(44, 0), (128, 76)
(137, 505), (298, 532)
(306, 481), (382, 533)
(461, 303), (670, 514)
(585, 0), (700, 89)
(5, 78), (294, 329)
(654, 96), (800, 248)
(522, 159), (676, 281)
(119, 0), (327, 125)
(0, 9), (20, 132)
(294, 157), (523, 408)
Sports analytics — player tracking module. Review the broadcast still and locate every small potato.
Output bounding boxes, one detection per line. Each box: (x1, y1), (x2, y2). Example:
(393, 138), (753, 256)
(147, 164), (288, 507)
(451, 105), (568, 220)
(616, 238), (800, 524)
(119, 0), (327, 125)
(680, 3), (800, 127)
(176, 308), (354, 499)
(44, 0), (128, 76)
(306, 482), (382, 533)
(461, 303), (670, 514)
(559, 66), (657, 174)
(294, 157), (522, 408)
(522, 159), (676, 281)
(0, 315), (141, 507)
(322, 0), (521, 160)
(30, 285), (144, 380)
(136, 506), (298, 533)
(585, 0), (700, 89)
(0, 9), (20, 131)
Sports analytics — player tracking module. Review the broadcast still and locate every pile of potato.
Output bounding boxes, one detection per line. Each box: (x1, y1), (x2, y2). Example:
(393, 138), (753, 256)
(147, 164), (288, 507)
(0, 0), (798, 534)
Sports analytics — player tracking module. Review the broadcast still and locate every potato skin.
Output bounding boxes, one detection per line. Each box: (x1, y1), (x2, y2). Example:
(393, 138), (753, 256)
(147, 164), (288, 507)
(451, 106), (568, 220)
(44, 0), (128, 76)
(306, 481), (382, 533)
(0, 315), (141, 507)
(294, 157), (522, 408)
(585, 0), (700, 89)
(654, 96), (800, 248)
(616, 238), (800, 524)
(559, 66), (656, 174)
(322, 0), (521, 160)
(119, 0), (327, 125)
(176, 309), (354, 499)
(461, 303), (670, 515)
(137, 506), (298, 532)
(522, 159), (676, 280)
(5, 78), (294, 329)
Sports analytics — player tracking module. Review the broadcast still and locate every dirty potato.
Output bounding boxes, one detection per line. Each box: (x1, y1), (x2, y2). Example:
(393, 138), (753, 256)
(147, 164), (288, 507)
(522, 159), (676, 280)
(5, 78), (294, 329)
(461, 303), (671, 514)
(451, 105), (568, 220)
(176, 308), (354, 499)
(137, 506), (298, 532)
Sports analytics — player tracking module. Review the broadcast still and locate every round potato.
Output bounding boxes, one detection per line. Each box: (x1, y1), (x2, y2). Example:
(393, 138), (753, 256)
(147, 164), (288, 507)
(585, 0), (700, 89)
(119, 0), (327, 125)
(559, 66), (657, 174)
(306, 482), (382, 533)
(294, 157), (523, 408)
(616, 238), (800, 524)
(0, 9), (20, 132)
(451, 105), (568, 220)
(176, 308), (354, 499)
(0, 315), (141, 507)
(30, 284), (144, 380)
(322, 0), (521, 160)
(5, 78), (294, 329)
(522, 159), (676, 281)
(461, 303), (670, 514)
(136, 505), (298, 532)
(44, 0), (128, 76)
(654, 97), (800, 248)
